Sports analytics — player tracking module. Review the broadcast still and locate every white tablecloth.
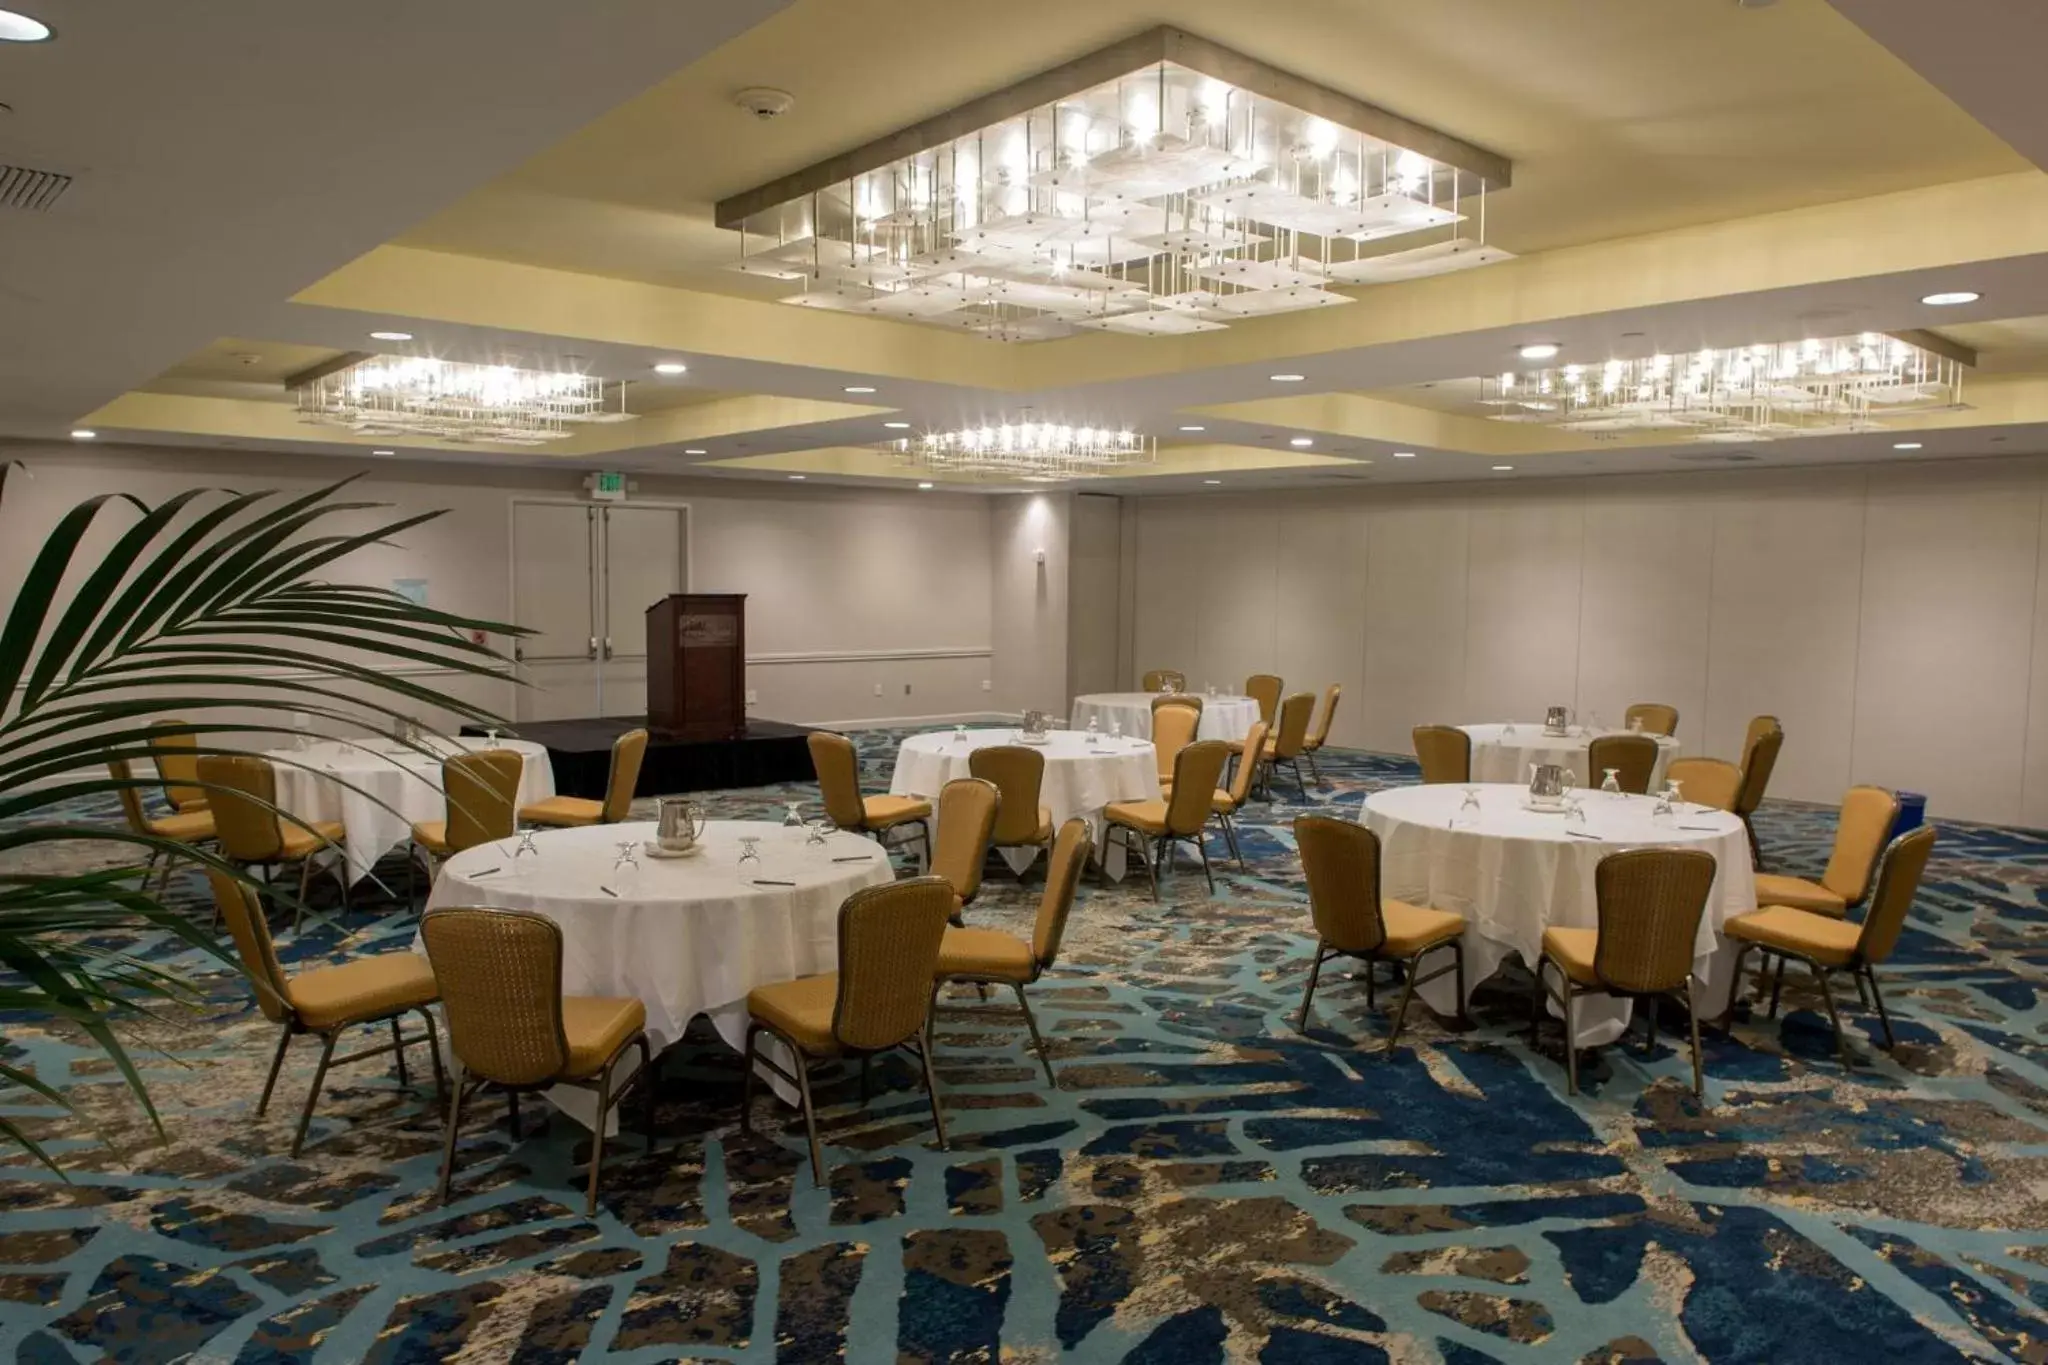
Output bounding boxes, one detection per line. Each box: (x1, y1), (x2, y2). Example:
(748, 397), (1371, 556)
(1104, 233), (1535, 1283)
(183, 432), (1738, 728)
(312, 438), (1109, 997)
(1462, 723), (1680, 791)
(268, 737), (555, 883)
(1071, 693), (1262, 744)
(1359, 784), (1755, 1046)
(424, 819), (893, 1122)
(889, 728), (1160, 876)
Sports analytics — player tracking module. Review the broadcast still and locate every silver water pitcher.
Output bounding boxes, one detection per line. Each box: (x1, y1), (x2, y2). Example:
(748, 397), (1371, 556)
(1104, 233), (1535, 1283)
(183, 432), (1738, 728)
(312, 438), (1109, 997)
(1528, 762), (1577, 805)
(1544, 705), (1572, 735)
(656, 797), (708, 852)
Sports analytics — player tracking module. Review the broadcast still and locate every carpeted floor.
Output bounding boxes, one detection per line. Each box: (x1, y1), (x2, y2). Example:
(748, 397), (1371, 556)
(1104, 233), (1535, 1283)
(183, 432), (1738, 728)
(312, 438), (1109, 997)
(4, 733), (2048, 1363)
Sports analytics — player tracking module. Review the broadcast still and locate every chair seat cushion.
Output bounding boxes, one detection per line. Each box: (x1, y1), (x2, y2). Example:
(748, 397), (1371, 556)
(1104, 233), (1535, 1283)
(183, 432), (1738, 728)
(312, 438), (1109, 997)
(172, 796), (211, 813)
(748, 973), (840, 1055)
(1381, 900), (1466, 956)
(411, 821), (451, 856)
(1541, 926), (1601, 986)
(519, 795), (603, 828)
(561, 996), (647, 1080)
(1104, 798), (1169, 835)
(1161, 781), (1239, 815)
(936, 927), (1035, 982)
(279, 820), (345, 859)
(994, 808), (1053, 847)
(864, 795), (932, 831)
(148, 809), (216, 842)
(287, 952), (438, 1031)
(1754, 873), (1848, 918)
(1725, 905), (1861, 967)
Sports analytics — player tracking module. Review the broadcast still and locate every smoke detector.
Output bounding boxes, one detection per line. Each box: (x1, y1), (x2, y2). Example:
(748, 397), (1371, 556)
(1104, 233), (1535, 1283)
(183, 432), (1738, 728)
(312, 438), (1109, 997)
(733, 87), (795, 120)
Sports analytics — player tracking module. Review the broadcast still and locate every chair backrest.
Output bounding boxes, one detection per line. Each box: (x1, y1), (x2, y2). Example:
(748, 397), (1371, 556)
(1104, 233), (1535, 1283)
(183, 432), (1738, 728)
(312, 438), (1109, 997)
(1226, 721), (1270, 805)
(1294, 814), (1388, 955)
(1823, 785), (1900, 906)
(422, 907), (571, 1087)
(1665, 757), (1742, 812)
(1412, 725), (1471, 784)
(1624, 702), (1680, 737)
(1270, 692), (1315, 759)
(1854, 825), (1937, 966)
(1032, 819), (1093, 971)
(1151, 692), (1203, 720)
(443, 749), (522, 852)
(602, 729), (649, 823)
(1743, 715), (1781, 762)
(832, 877), (955, 1051)
(1587, 734), (1660, 795)
(969, 745), (1046, 845)
(197, 754), (285, 861)
(1308, 685), (1342, 748)
(1165, 741), (1231, 836)
(807, 731), (868, 830)
(1245, 674), (1283, 724)
(1734, 723), (1783, 819)
(147, 722), (207, 811)
(1593, 847), (1717, 994)
(1153, 701), (1201, 780)
(206, 869), (293, 1023)
(107, 758), (153, 836)
(1141, 669), (1186, 692)
(931, 777), (1000, 903)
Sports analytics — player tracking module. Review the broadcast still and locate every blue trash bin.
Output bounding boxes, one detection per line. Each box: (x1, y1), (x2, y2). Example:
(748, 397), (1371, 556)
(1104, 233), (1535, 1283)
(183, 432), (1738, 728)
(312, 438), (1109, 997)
(1891, 791), (1926, 842)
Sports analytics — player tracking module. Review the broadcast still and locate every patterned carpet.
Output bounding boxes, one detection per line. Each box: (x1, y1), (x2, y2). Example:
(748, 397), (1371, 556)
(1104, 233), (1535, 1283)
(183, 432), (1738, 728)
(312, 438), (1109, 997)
(4, 732), (2048, 1363)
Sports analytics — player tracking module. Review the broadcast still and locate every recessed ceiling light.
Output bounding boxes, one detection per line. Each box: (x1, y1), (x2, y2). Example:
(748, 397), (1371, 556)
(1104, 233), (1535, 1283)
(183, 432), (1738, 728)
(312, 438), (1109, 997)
(1921, 291), (1979, 307)
(0, 10), (52, 41)
(683, 448), (708, 455)
(1270, 373), (1306, 383)
(917, 481), (934, 490)
(788, 474), (807, 480)
(884, 421), (912, 429)
(1518, 343), (1560, 361)
(1289, 437), (1314, 447)
(69, 428), (95, 440)
(1203, 479), (1223, 485)
(1893, 441), (1924, 450)
(1179, 425), (1207, 432)
(1392, 451), (1417, 458)
(369, 330), (414, 342)
(372, 448), (395, 456)
(844, 385), (876, 394)
(1492, 464), (1515, 471)
(653, 362), (688, 376)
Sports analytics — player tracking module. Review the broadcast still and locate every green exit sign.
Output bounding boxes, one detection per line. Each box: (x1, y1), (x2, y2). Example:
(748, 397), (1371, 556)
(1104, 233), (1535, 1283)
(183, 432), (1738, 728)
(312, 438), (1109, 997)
(587, 471), (628, 501)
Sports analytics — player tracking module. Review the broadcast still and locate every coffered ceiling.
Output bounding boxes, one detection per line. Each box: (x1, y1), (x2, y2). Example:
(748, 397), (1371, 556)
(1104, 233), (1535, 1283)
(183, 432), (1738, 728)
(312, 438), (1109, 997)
(12, 0), (2048, 493)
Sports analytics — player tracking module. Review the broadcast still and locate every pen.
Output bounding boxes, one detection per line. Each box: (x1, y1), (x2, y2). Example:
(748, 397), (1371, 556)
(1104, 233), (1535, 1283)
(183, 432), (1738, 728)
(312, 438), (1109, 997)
(751, 878), (797, 886)
(471, 866), (501, 877)
(601, 886), (618, 898)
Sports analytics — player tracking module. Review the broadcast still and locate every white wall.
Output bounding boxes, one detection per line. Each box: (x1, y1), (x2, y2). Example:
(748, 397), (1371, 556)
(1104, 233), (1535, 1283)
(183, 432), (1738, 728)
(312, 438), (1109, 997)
(988, 492), (1070, 717)
(1066, 492), (1123, 700)
(0, 442), (1004, 736)
(1125, 458), (2048, 827)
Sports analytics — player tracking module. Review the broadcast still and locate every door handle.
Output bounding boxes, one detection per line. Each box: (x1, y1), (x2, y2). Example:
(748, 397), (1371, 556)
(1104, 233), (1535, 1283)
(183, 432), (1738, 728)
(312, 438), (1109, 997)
(603, 637), (614, 660)
(588, 635), (599, 660)
(513, 642), (525, 663)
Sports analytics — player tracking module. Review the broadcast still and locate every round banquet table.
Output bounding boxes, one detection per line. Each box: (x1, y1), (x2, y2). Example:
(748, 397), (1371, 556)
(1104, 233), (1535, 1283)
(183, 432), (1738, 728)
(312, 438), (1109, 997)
(1070, 693), (1262, 744)
(423, 819), (893, 1123)
(889, 727), (1160, 876)
(267, 736), (555, 883)
(1359, 784), (1755, 1046)
(1462, 723), (1680, 791)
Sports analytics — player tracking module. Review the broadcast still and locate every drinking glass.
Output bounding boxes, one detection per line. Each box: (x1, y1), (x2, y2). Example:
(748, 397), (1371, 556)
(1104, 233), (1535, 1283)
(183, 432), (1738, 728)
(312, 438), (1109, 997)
(611, 840), (641, 886)
(953, 724), (968, 744)
(1110, 718), (1123, 741)
(738, 836), (762, 869)
(1651, 786), (1675, 824)
(513, 829), (541, 865)
(783, 800), (804, 829)
(1455, 785), (1483, 827)
(1502, 721), (1517, 738)
(1629, 715), (1644, 734)
(805, 817), (832, 848)
(1600, 768), (1622, 798)
(1086, 715), (1100, 746)
(1666, 779), (1686, 814)
(1206, 682), (1216, 698)
(1565, 795), (1589, 826)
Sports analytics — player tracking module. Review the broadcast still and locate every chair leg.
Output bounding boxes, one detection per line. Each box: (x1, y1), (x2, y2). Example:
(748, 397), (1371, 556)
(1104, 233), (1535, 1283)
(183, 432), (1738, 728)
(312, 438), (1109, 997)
(418, 1008), (447, 1104)
(1684, 979), (1704, 1099)
(1867, 967), (1896, 1050)
(289, 1033), (339, 1157)
(1384, 954), (1421, 1057)
(138, 849), (161, 894)
(1013, 983), (1055, 1088)
(1719, 944), (1751, 1033)
(1851, 970), (1871, 1010)
(257, 1027), (292, 1116)
(1306, 749), (1322, 784)
(1744, 814), (1762, 870)
(1194, 834), (1214, 894)
(1529, 957), (1549, 1047)
(1292, 759), (1307, 799)
(1297, 946), (1326, 1033)
(153, 850), (177, 898)
(794, 1051), (826, 1187)
(1640, 997), (1659, 1058)
(1767, 956), (1788, 1018)
(294, 858), (314, 935)
(638, 1037), (657, 1151)
(1810, 962), (1851, 1065)
(1451, 940), (1468, 1026)
(507, 1090), (522, 1140)
(434, 1069), (469, 1206)
(392, 1018), (409, 1088)
(739, 1025), (759, 1136)
(859, 1053), (872, 1104)
(1143, 834), (1159, 900)
(1219, 813), (1242, 869)
(586, 1062), (614, 1217)
(1563, 986), (1580, 1095)
(916, 1028), (948, 1152)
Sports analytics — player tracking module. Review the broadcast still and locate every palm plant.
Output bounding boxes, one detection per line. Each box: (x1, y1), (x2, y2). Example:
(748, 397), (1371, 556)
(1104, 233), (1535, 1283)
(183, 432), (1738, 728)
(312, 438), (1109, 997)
(0, 465), (522, 1170)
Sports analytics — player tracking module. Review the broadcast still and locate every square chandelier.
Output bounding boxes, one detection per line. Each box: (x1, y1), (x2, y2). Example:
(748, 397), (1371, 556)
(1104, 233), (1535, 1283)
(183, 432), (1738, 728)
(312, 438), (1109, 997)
(292, 354), (636, 446)
(717, 27), (1514, 343)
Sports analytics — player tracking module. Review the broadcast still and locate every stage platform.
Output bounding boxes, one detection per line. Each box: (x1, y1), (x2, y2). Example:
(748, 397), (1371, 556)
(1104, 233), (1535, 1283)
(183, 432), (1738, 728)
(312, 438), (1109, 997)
(465, 716), (817, 798)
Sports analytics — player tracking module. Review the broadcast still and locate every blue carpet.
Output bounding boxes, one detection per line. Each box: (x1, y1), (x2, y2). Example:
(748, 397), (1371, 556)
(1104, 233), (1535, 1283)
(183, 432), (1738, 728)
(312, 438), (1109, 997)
(3, 734), (2047, 1362)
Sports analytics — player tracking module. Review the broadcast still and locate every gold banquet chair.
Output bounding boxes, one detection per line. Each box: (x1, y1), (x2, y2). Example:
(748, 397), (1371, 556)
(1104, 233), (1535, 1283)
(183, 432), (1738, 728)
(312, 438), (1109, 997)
(520, 728), (647, 828)
(742, 877), (955, 1185)
(109, 758), (216, 897)
(1151, 697), (1202, 784)
(198, 754), (347, 932)
(969, 745), (1053, 875)
(422, 906), (653, 1215)
(1587, 734), (1660, 795)
(1244, 673), (1284, 727)
(410, 749), (523, 902)
(209, 871), (442, 1157)
(1753, 785), (1898, 919)
(1721, 825), (1936, 1063)
(1412, 725), (1472, 785)
(1293, 815), (1467, 1055)
(1532, 848), (1717, 1096)
(1302, 685), (1342, 782)
(1624, 702), (1680, 737)
(1166, 720), (1269, 870)
(1260, 690), (1317, 798)
(931, 776), (1001, 920)
(1734, 720), (1784, 866)
(1665, 757), (1742, 812)
(808, 731), (932, 866)
(934, 820), (1092, 1086)
(1151, 691), (1204, 723)
(1141, 669), (1186, 692)
(1103, 739), (1231, 899)
(146, 721), (210, 813)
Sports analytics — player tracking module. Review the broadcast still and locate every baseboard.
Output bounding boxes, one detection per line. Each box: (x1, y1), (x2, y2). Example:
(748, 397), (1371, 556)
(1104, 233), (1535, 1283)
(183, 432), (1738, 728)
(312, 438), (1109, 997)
(802, 710), (1015, 730)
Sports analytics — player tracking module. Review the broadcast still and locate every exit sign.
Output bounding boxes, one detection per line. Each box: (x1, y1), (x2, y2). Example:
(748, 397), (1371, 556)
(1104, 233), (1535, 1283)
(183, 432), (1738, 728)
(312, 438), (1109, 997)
(586, 471), (628, 502)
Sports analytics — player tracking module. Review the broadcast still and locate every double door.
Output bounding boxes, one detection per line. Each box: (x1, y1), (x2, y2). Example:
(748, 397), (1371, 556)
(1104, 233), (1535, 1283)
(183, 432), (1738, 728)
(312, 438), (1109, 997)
(510, 501), (686, 722)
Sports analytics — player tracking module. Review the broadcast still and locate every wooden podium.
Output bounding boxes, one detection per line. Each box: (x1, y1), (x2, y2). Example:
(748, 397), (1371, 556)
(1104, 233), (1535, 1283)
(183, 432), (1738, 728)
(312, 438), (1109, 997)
(646, 593), (746, 739)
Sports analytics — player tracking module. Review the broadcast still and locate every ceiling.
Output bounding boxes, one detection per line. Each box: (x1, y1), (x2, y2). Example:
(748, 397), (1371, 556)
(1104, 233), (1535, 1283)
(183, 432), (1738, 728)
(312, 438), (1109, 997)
(11, 0), (2048, 495)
